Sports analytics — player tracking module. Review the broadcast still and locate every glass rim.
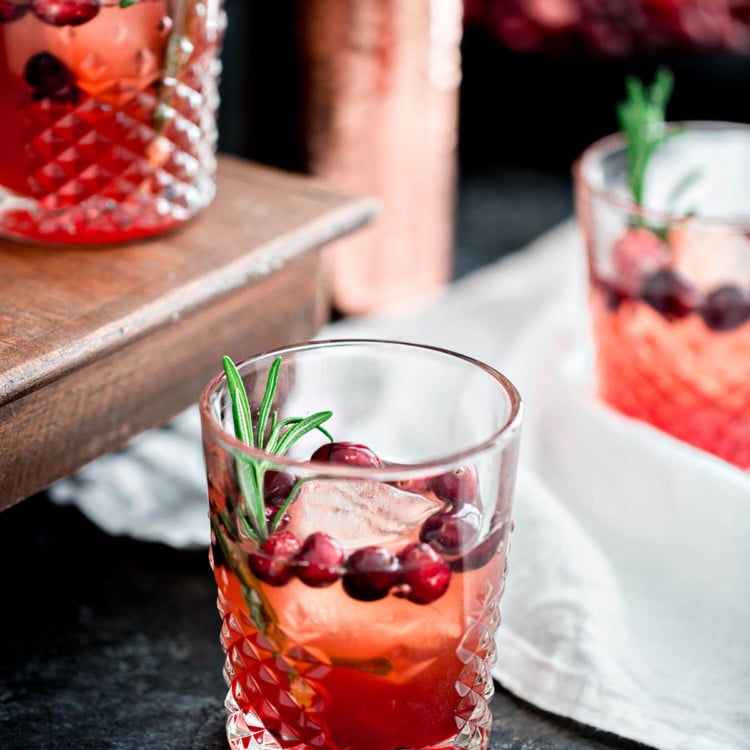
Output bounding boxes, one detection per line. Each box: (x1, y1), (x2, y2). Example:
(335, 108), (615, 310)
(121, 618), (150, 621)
(574, 119), (750, 229)
(199, 337), (523, 480)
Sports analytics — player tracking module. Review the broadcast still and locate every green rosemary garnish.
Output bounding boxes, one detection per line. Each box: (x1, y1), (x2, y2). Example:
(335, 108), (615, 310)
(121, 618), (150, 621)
(616, 66), (674, 208)
(222, 355), (333, 543)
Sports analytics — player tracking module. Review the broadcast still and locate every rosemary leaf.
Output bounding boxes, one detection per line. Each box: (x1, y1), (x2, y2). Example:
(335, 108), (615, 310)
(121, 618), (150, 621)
(274, 411), (334, 456)
(616, 66), (674, 207)
(257, 357), (281, 450)
(235, 454), (265, 539)
(221, 355), (334, 541)
(222, 356), (254, 447)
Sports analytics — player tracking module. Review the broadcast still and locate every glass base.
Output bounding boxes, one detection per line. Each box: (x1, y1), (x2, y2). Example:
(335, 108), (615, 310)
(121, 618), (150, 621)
(224, 691), (495, 750)
(0, 177), (215, 246)
(220, 599), (499, 750)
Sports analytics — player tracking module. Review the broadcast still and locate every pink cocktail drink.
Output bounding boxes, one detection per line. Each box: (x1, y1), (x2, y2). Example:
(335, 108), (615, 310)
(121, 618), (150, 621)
(576, 122), (750, 469)
(200, 341), (523, 750)
(0, 0), (224, 244)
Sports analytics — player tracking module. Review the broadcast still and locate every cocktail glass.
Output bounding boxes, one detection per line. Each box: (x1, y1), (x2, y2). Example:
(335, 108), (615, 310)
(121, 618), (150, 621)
(0, 0), (225, 245)
(575, 121), (750, 469)
(199, 339), (523, 750)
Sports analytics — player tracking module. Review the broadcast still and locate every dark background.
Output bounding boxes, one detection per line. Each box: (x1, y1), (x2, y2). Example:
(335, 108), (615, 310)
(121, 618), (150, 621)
(215, 2), (750, 277)
(215, 2), (750, 170)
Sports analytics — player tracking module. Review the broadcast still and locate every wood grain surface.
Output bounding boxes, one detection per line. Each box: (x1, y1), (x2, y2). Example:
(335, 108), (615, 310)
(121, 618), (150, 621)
(0, 155), (378, 509)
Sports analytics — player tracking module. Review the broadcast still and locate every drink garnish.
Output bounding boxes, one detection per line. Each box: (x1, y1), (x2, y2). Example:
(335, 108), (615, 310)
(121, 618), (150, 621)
(617, 67), (701, 219)
(617, 66), (674, 208)
(208, 356), (500, 620)
(221, 354), (333, 542)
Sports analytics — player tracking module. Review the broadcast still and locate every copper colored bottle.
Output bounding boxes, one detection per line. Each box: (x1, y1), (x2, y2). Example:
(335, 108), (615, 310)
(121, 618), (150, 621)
(296, 0), (462, 315)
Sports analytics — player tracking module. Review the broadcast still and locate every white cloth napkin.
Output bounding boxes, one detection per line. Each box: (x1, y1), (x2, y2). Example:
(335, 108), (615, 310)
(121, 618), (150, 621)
(50, 220), (750, 750)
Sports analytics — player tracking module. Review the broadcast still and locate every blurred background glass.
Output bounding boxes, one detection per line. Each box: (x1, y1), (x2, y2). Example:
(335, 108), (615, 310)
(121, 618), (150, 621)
(215, 0), (750, 309)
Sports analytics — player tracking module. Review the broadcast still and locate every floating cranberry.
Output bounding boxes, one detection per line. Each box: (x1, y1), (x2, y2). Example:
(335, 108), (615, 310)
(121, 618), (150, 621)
(263, 469), (296, 507)
(640, 268), (701, 320)
(31, 0), (99, 26)
(248, 532), (301, 586)
(602, 281), (630, 311)
(0, 0), (30, 21)
(398, 542), (451, 604)
(419, 501), (482, 556)
(24, 51), (80, 104)
(342, 546), (400, 601)
(611, 226), (671, 293)
(390, 476), (432, 494)
(450, 520), (507, 573)
(263, 503), (290, 532)
(311, 441), (383, 467)
(701, 285), (750, 331)
(430, 465), (479, 504)
(295, 532), (344, 587)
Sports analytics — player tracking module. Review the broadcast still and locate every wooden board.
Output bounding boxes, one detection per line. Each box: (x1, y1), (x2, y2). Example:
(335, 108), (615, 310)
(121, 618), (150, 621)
(0, 155), (378, 509)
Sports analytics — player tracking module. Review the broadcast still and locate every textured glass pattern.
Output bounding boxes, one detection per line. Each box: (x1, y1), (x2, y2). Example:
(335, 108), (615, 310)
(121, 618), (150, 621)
(214, 549), (508, 750)
(0, 0), (224, 245)
(590, 289), (750, 468)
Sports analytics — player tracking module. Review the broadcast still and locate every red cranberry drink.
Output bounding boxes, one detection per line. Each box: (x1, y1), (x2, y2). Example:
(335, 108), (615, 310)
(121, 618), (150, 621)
(199, 340), (523, 750)
(0, 0), (224, 244)
(576, 71), (750, 470)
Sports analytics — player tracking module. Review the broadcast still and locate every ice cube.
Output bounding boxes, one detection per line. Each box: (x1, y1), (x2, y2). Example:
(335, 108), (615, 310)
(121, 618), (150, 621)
(669, 223), (750, 291)
(287, 479), (441, 550)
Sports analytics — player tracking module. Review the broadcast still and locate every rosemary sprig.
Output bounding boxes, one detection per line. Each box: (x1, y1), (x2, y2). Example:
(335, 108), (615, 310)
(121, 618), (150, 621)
(222, 355), (333, 543)
(616, 67), (674, 208)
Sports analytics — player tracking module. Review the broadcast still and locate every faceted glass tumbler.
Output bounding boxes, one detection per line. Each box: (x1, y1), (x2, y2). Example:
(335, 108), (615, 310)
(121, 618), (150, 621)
(575, 121), (750, 469)
(199, 339), (523, 750)
(0, 0), (225, 245)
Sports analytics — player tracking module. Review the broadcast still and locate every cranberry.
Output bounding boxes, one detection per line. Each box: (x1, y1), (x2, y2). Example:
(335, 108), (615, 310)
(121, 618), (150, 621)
(390, 476), (432, 494)
(640, 268), (701, 320)
(311, 441), (383, 467)
(31, 0), (99, 26)
(397, 542), (451, 604)
(295, 532), (344, 587)
(342, 546), (400, 601)
(430, 465), (479, 504)
(602, 281), (630, 311)
(248, 532), (301, 586)
(263, 470), (296, 507)
(0, 0), (30, 21)
(263, 503), (290, 532)
(701, 285), (750, 331)
(419, 501), (482, 556)
(450, 520), (507, 572)
(24, 51), (80, 104)
(612, 226), (671, 294)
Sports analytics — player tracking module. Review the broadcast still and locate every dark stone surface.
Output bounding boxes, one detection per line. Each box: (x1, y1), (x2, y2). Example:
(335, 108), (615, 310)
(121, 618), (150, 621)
(0, 494), (651, 750)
